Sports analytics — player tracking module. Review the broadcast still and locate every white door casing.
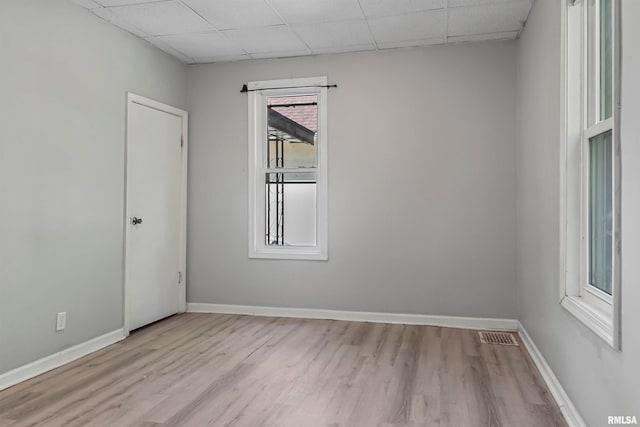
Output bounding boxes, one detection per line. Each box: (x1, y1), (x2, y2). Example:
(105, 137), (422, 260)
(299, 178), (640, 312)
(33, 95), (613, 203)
(124, 93), (188, 334)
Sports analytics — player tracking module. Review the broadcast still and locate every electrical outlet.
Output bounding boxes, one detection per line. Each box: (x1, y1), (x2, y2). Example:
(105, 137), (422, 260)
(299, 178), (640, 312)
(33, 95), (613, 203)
(56, 312), (66, 331)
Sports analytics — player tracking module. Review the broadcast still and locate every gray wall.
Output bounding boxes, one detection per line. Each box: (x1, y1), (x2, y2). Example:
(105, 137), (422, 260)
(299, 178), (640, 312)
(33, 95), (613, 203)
(186, 43), (518, 318)
(0, 0), (186, 374)
(516, 0), (640, 423)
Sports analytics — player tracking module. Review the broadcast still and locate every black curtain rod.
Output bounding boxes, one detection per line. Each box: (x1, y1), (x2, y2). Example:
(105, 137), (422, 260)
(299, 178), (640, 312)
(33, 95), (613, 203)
(240, 84), (337, 93)
(268, 102), (318, 108)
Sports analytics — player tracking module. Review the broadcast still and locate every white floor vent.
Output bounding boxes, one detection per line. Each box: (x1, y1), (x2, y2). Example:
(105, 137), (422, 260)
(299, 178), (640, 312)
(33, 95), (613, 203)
(478, 331), (519, 346)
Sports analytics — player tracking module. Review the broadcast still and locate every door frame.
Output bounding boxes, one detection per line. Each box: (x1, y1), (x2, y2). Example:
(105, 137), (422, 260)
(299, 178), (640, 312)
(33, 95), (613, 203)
(124, 92), (188, 336)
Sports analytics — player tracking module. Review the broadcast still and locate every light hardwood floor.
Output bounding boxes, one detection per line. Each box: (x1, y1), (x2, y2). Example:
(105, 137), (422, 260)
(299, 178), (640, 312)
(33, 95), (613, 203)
(0, 313), (567, 427)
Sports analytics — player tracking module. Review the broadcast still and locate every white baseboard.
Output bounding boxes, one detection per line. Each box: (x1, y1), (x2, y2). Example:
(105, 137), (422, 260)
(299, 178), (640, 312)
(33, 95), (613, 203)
(187, 303), (519, 331)
(518, 322), (586, 427)
(0, 329), (125, 392)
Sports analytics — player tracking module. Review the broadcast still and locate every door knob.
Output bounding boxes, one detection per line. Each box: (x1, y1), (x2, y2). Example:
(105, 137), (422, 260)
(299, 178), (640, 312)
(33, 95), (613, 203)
(132, 217), (143, 225)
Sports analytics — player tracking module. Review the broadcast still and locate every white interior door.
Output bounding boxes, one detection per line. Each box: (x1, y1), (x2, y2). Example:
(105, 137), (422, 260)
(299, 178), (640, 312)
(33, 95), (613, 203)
(126, 95), (186, 332)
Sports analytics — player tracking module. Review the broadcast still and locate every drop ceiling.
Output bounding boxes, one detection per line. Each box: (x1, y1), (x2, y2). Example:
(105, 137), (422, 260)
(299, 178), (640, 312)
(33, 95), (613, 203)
(71, 0), (534, 64)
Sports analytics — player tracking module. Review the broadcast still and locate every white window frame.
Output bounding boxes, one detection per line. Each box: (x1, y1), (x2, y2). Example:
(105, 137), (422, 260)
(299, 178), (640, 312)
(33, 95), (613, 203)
(559, 0), (621, 349)
(247, 77), (328, 260)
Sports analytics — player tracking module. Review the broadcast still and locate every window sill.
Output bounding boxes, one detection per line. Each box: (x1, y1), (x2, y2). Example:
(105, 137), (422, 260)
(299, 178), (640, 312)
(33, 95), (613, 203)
(560, 294), (616, 348)
(249, 248), (328, 261)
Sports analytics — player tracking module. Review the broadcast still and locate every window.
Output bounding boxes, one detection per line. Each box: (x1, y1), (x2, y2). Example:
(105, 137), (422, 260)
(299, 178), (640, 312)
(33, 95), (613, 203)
(560, 0), (620, 348)
(247, 77), (328, 260)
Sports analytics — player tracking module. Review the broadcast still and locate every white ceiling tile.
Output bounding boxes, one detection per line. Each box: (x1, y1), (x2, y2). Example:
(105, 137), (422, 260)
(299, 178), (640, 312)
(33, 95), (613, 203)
(147, 32), (245, 58)
(293, 20), (373, 50)
(71, 0), (103, 9)
(94, 0), (164, 6)
(144, 36), (193, 62)
(181, 0), (283, 30)
(448, 2), (531, 36)
(447, 31), (518, 43)
(222, 25), (308, 53)
(377, 37), (443, 49)
(104, 1), (213, 36)
(267, 0), (364, 24)
(359, 0), (445, 18)
(82, 0), (535, 63)
(368, 9), (445, 44)
(91, 7), (148, 37)
(449, 0), (530, 6)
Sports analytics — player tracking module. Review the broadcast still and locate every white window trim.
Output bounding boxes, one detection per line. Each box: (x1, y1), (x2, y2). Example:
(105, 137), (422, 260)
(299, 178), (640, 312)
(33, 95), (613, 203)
(247, 76), (328, 261)
(559, 0), (621, 349)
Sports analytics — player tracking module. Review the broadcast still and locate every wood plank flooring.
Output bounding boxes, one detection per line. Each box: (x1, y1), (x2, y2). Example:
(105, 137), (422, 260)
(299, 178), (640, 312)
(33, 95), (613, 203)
(0, 314), (567, 427)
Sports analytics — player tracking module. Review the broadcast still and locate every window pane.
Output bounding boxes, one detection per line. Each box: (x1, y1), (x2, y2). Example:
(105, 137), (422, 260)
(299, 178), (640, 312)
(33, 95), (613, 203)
(589, 130), (613, 294)
(599, 0), (612, 121)
(267, 95), (318, 168)
(265, 172), (316, 247)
